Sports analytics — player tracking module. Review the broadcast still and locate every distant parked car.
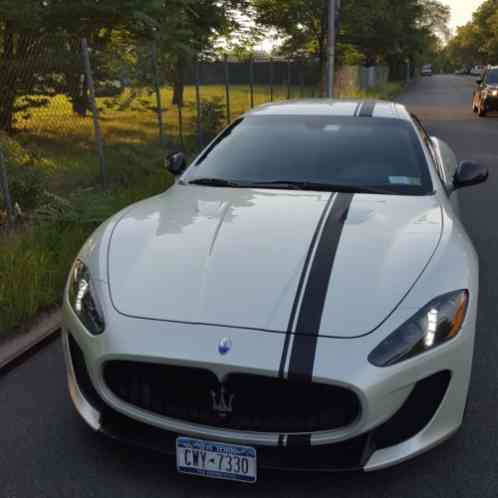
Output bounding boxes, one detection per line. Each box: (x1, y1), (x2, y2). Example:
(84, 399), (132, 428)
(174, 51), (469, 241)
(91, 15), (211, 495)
(470, 65), (485, 76)
(473, 66), (498, 117)
(421, 64), (433, 76)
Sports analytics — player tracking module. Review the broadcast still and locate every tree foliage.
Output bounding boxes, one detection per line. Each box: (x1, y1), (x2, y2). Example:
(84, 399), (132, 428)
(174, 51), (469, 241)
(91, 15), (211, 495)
(0, 0), (243, 131)
(444, 0), (498, 69)
(250, 0), (449, 79)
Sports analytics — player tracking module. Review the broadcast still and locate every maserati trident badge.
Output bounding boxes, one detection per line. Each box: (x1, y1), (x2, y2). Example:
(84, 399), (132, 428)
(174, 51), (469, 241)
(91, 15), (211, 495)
(218, 337), (232, 355)
(210, 385), (234, 417)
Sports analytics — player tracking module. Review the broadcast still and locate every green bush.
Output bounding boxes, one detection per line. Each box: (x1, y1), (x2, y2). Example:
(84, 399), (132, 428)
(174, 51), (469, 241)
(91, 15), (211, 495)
(6, 164), (47, 210)
(0, 133), (52, 211)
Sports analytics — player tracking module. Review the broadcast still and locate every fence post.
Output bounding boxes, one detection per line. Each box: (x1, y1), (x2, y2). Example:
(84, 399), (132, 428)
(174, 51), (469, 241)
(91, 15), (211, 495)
(300, 60), (306, 98)
(81, 38), (108, 190)
(177, 105), (184, 149)
(249, 57), (255, 108)
(224, 55), (231, 124)
(269, 57), (274, 102)
(287, 59), (292, 99)
(0, 149), (15, 227)
(195, 57), (203, 149)
(151, 38), (166, 150)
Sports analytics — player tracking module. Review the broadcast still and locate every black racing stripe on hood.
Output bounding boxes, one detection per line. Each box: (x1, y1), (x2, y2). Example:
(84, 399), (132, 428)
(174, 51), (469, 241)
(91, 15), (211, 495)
(278, 193), (335, 378)
(287, 193), (354, 383)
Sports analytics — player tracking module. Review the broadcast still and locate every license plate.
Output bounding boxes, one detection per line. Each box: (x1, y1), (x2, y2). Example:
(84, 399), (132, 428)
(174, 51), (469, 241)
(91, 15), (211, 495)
(176, 437), (257, 483)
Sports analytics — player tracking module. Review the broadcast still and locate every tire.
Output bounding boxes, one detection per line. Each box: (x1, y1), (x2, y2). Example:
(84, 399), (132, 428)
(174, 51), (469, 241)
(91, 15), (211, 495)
(478, 103), (487, 117)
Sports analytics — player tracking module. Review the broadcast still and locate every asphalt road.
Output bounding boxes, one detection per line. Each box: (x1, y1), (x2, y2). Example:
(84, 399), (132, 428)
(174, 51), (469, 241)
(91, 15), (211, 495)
(2, 75), (498, 498)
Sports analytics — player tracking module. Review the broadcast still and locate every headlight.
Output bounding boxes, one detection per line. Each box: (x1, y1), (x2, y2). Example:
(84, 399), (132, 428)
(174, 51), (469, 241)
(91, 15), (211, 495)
(68, 260), (105, 335)
(368, 290), (468, 367)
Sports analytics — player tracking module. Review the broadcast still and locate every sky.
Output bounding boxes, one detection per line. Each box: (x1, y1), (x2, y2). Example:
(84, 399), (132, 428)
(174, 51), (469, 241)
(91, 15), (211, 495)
(447, 0), (485, 30)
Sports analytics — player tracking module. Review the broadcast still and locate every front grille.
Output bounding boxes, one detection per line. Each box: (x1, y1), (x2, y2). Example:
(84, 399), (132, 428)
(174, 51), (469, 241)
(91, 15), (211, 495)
(103, 361), (361, 434)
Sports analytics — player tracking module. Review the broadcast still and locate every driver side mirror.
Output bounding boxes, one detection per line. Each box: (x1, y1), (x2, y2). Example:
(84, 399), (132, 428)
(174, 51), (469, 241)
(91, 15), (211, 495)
(165, 152), (187, 176)
(454, 160), (488, 189)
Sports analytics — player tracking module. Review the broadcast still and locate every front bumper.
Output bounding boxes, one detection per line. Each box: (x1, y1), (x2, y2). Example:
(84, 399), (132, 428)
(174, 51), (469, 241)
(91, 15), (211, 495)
(64, 331), (456, 471)
(63, 281), (475, 472)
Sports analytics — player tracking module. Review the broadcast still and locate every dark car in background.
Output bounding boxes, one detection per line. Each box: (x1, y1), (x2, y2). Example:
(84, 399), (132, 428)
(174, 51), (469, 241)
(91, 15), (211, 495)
(473, 67), (498, 117)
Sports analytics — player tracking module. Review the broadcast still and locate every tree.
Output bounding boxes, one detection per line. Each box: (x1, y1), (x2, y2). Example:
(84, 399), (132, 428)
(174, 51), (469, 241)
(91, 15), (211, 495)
(0, 0), (170, 131)
(154, 0), (245, 106)
(443, 0), (498, 69)
(250, 0), (450, 84)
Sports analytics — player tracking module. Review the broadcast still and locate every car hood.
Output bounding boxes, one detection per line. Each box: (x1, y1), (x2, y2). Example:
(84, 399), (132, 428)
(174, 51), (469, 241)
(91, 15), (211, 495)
(108, 186), (442, 338)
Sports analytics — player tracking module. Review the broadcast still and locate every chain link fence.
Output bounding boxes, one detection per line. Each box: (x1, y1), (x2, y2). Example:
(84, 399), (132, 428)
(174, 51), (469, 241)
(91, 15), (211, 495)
(1, 35), (409, 228)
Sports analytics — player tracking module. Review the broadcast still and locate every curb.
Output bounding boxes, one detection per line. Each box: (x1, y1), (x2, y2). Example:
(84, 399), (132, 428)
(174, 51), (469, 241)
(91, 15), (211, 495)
(0, 308), (62, 372)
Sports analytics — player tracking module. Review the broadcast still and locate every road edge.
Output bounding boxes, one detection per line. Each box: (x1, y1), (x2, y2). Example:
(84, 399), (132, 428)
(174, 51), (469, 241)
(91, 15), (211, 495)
(0, 308), (62, 372)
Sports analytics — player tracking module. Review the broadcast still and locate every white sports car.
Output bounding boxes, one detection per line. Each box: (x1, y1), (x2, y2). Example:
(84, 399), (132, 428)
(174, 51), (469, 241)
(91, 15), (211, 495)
(63, 100), (488, 482)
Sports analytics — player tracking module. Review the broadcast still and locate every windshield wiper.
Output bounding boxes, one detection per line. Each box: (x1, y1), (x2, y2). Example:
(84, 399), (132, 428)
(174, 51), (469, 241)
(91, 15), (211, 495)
(249, 181), (396, 195)
(188, 178), (398, 195)
(188, 177), (245, 188)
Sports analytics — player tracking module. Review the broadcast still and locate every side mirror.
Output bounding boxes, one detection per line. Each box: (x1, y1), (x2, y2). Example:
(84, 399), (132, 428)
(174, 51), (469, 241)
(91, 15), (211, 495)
(165, 152), (187, 176)
(454, 160), (488, 189)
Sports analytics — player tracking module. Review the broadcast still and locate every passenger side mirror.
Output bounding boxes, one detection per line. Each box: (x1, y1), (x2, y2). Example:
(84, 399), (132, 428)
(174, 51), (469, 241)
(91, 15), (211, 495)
(166, 152), (187, 176)
(454, 161), (488, 189)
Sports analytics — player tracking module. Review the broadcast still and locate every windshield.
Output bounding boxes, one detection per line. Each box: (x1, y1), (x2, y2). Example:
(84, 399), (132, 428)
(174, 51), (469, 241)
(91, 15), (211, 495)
(184, 115), (433, 195)
(486, 70), (498, 84)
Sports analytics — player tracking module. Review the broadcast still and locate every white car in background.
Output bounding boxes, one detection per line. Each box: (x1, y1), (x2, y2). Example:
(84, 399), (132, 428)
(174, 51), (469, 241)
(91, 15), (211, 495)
(421, 64), (433, 76)
(63, 100), (487, 482)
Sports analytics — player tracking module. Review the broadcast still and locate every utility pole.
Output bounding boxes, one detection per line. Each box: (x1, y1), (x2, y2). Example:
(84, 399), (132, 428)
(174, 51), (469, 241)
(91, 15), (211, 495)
(326, 0), (338, 98)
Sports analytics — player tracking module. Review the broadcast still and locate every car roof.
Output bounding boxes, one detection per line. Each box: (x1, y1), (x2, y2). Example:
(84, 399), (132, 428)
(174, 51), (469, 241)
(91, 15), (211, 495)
(245, 99), (412, 121)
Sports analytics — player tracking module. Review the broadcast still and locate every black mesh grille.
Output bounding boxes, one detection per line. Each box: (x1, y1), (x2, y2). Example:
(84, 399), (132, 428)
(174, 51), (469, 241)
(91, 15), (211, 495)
(103, 361), (361, 434)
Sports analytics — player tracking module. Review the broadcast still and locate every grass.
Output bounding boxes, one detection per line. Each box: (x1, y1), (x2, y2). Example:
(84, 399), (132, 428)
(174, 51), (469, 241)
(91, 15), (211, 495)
(0, 81), (404, 335)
